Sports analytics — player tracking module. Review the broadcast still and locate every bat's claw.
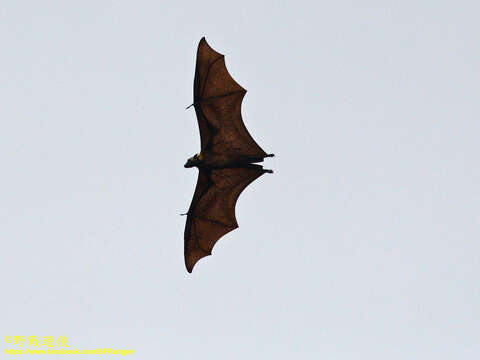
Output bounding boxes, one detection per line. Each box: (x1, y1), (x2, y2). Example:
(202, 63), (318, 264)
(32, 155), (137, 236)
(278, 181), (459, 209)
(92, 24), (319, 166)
(185, 103), (194, 110)
(264, 169), (273, 174)
(266, 154), (275, 158)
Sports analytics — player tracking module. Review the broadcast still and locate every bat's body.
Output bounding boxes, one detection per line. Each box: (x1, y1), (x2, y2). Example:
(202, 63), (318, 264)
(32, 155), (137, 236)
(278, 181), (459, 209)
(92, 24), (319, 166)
(184, 151), (274, 170)
(183, 38), (274, 273)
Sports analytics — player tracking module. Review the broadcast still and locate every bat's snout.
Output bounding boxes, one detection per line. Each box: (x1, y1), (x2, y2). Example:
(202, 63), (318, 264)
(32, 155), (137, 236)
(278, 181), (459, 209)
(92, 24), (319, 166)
(185, 154), (201, 168)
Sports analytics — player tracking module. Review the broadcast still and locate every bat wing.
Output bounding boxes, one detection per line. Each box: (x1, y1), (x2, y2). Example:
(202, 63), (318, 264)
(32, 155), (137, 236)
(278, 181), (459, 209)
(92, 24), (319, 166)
(184, 165), (268, 272)
(193, 37), (268, 158)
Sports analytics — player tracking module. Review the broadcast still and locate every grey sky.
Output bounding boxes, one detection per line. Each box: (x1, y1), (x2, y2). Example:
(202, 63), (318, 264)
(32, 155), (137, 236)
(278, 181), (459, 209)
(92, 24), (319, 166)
(1, 1), (479, 359)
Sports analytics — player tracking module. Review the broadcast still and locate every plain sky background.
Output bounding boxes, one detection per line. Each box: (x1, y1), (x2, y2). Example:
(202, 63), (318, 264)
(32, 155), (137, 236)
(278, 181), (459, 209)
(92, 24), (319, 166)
(1, 1), (479, 359)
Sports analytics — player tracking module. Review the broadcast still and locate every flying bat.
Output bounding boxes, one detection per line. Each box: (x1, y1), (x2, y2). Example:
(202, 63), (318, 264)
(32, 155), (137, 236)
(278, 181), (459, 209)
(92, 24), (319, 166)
(183, 37), (274, 273)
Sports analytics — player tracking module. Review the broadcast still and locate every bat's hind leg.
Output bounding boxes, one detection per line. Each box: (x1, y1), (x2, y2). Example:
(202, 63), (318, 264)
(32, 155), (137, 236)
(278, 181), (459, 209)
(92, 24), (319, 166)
(240, 163), (274, 174)
(242, 154), (275, 164)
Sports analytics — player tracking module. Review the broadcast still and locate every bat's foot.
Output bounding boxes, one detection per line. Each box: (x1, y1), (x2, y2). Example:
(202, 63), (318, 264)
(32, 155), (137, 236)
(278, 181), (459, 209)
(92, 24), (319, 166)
(264, 169), (273, 174)
(266, 154), (275, 158)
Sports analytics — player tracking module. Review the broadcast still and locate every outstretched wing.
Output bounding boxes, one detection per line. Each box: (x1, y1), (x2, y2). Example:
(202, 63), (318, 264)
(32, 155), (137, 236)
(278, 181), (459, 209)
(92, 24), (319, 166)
(184, 165), (268, 272)
(193, 37), (268, 158)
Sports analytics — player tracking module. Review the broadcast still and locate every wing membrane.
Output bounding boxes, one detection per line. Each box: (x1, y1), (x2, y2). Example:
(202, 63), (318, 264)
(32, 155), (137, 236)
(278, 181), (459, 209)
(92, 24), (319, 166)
(184, 166), (267, 272)
(192, 38), (268, 157)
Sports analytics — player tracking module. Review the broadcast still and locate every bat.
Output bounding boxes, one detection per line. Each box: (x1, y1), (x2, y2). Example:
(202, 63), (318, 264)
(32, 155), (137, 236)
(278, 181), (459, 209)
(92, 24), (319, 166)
(183, 37), (274, 273)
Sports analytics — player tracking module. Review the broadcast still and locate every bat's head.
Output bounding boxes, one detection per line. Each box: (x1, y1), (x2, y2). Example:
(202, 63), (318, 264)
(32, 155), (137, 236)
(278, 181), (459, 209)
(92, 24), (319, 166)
(184, 153), (203, 168)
